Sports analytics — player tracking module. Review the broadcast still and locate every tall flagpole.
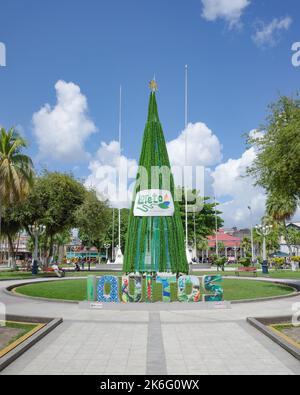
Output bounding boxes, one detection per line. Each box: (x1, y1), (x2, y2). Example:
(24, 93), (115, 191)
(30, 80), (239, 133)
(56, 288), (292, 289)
(115, 85), (124, 265)
(111, 207), (115, 262)
(185, 65), (191, 265)
(118, 85), (122, 250)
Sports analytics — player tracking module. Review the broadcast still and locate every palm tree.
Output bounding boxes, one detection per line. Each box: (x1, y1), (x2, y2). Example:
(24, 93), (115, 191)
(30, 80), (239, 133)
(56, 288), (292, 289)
(266, 194), (298, 256)
(0, 128), (34, 204)
(197, 238), (209, 262)
(217, 241), (226, 256)
(0, 127), (34, 267)
(287, 227), (300, 255)
(241, 237), (251, 257)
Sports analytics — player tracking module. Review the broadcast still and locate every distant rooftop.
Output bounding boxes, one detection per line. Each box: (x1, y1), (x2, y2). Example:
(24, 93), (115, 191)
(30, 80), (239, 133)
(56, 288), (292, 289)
(207, 229), (241, 248)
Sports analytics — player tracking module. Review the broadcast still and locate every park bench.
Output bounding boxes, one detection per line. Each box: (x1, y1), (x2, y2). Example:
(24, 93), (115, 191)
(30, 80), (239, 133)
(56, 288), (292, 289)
(235, 267), (257, 277)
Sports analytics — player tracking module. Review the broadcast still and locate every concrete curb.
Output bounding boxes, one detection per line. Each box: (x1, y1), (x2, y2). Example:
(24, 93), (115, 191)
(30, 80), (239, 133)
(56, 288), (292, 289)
(247, 316), (300, 362)
(0, 315), (63, 372)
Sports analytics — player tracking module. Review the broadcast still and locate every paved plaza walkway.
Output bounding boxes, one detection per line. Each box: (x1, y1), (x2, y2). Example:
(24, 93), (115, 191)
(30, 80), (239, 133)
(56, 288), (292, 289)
(0, 278), (300, 375)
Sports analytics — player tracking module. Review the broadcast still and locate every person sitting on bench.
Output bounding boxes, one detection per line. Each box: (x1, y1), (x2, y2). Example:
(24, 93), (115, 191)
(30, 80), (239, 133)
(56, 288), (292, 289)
(51, 263), (65, 278)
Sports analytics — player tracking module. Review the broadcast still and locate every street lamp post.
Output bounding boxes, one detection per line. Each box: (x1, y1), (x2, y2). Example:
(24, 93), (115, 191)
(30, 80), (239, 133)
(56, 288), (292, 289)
(214, 196), (219, 257)
(29, 224), (46, 275)
(248, 206), (255, 264)
(104, 243), (111, 263)
(255, 224), (272, 274)
(112, 209), (115, 262)
(193, 208), (197, 262)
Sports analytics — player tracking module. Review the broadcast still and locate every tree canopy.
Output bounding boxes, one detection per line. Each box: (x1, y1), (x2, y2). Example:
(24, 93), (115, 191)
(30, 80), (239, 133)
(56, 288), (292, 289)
(76, 190), (110, 251)
(0, 127), (34, 205)
(247, 96), (300, 200)
(177, 188), (224, 244)
(11, 171), (86, 260)
(247, 95), (300, 256)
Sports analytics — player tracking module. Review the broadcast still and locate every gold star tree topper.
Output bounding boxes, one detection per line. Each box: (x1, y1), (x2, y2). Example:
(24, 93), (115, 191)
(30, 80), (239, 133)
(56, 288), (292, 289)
(149, 79), (158, 92)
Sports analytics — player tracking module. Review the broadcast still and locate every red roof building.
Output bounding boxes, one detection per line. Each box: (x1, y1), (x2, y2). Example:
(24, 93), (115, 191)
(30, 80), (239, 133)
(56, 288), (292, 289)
(207, 229), (241, 248)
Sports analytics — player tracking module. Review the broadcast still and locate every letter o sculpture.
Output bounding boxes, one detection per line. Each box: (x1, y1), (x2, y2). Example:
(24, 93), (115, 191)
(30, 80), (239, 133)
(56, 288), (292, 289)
(178, 276), (201, 303)
(97, 276), (119, 303)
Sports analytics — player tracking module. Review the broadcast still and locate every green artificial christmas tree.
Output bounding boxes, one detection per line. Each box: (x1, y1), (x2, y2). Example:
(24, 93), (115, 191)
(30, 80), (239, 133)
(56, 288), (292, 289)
(123, 81), (189, 275)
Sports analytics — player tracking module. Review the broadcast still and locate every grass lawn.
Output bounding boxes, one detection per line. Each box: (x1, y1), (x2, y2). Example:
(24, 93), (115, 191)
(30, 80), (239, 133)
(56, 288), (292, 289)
(261, 271), (300, 279)
(15, 280), (87, 301)
(1, 269), (300, 281)
(193, 270), (300, 279)
(14, 278), (294, 302)
(222, 280), (293, 301)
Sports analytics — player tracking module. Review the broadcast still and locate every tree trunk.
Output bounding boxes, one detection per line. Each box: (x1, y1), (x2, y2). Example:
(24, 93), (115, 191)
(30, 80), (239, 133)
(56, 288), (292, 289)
(0, 205), (5, 267)
(7, 234), (17, 270)
(58, 244), (64, 263)
(43, 234), (52, 268)
(49, 234), (54, 259)
(15, 232), (20, 256)
(283, 221), (293, 257)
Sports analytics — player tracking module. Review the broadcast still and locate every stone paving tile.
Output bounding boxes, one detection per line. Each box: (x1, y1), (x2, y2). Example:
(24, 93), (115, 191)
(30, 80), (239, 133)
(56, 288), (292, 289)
(1, 286), (300, 376)
(161, 320), (297, 376)
(1, 319), (148, 376)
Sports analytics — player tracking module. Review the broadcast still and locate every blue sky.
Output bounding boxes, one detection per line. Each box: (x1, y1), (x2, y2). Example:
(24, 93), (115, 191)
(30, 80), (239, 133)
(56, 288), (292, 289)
(0, 0), (299, 226)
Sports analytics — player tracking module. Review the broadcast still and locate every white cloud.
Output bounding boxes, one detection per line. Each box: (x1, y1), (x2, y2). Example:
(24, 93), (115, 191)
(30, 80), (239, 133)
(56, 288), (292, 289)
(252, 16), (293, 47)
(167, 122), (223, 168)
(85, 123), (222, 209)
(212, 147), (266, 227)
(33, 80), (97, 162)
(85, 141), (138, 208)
(201, 0), (250, 28)
(167, 122), (222, 196)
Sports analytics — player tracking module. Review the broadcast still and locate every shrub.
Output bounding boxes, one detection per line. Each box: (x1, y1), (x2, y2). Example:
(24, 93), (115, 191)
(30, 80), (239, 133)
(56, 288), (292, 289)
(215, 257), (227, 272)
(273, 258), (285, 266)
(292, 256), (300, 262)
(257, 256), (263, 265)
(239, 257), (251, 268)
(210, 254), (218, 264)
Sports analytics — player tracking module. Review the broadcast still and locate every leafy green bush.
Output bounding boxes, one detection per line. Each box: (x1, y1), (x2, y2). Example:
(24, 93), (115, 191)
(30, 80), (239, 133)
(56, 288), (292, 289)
(238, 257), (251, 268)
(292, 256), (300, 262)
(210, 254), (218, 264)
(257, 256), (263, 265)
(214, 257), (227, 272)
(273, 257), (285, 266)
